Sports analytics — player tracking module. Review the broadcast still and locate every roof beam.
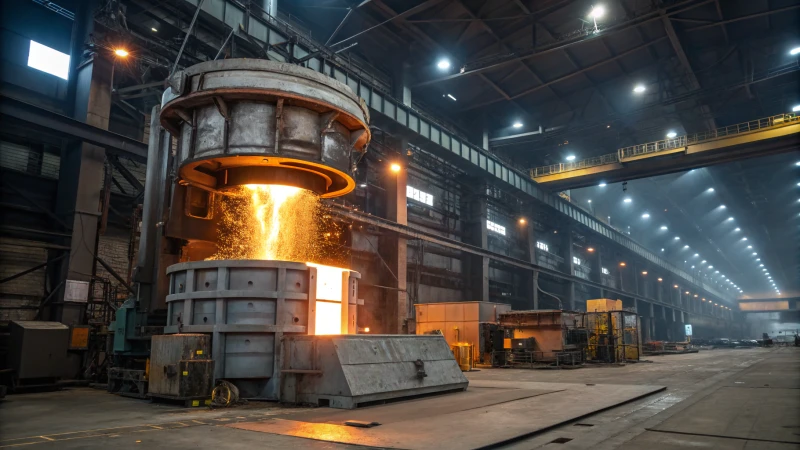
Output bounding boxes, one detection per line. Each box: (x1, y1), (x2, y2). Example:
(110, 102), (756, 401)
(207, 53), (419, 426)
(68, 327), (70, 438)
(661, 15), (717, 130)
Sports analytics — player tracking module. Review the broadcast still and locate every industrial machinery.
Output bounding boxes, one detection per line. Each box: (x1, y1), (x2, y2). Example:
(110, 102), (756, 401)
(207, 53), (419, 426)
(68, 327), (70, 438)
(108, 59), (467, 407)
(148, 334), (214, 404)
(7, 321), (70, 390)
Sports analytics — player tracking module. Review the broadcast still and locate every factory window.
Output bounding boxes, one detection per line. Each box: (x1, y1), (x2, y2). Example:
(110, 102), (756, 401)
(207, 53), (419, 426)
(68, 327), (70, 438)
(573, 256), (581, 266)
(602, 267), (610, 275)
(536, 241), (548, 252)
(487, 220), (506, 236)
(27, 40), (70, 80)
(406, 185), (433, 206)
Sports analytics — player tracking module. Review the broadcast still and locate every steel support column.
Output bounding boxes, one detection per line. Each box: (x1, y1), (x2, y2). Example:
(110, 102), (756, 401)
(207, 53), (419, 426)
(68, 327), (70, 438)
(379, 143), (409, 333)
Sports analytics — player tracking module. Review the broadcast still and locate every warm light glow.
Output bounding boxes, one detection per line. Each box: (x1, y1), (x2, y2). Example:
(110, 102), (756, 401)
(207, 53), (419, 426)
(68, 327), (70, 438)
(685, 291), (690, 294)
(308, 262), (349, 335)
(114, 48), (129, 57)
(641, 271), (648, 275)
(519, 218), (527, 225)
(619, 262), (626, 267)
(390, 163), (402, 172)
(674, 284), (679, 288)
(587, 247), (595, 252)
(248, 185), (303, 259)
(364, 327), (370, 333)
(657, 277), (663, 282)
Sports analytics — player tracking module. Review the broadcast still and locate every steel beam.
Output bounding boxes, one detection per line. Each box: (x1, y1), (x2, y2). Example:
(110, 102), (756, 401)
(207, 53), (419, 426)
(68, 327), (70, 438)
(0, 96), (147, 162)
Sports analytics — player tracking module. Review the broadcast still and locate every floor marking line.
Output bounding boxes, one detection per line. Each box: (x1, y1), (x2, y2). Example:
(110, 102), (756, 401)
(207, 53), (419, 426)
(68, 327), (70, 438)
(645, 428), (800, 445)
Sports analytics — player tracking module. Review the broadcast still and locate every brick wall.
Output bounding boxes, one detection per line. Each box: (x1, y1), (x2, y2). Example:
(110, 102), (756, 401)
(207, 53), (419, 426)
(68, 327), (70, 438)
(95, 225), (133, 300)
(0, 239), (47, 323)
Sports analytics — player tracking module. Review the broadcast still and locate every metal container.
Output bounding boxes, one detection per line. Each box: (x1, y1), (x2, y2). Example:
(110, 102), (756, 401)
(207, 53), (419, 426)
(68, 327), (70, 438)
(149, 334), (214, 399)
(451, 343), (474, 371)
(8, 321), (69, 381)
(159, 59), (371, 198)
(164, 259), (360, 399)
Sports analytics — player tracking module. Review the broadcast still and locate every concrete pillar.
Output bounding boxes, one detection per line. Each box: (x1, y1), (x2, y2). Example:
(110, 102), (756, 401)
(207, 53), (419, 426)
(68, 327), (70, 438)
(562, 227), (575, 310)
(50, 54), (113, 324)
(379, 147), (408, 333)
(393, 61), (412, 107)
(460, 183), (489, 302)
(523, 220), (538, 309)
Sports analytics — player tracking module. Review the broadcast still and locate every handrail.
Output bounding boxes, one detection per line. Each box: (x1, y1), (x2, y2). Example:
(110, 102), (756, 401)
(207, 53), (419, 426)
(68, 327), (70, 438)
(531, 113), (799, 178)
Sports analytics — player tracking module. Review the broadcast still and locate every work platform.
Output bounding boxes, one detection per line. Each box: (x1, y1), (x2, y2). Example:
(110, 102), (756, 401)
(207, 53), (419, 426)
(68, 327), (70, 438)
(531, 114), (800, 190)
(1, 348), (797, 450)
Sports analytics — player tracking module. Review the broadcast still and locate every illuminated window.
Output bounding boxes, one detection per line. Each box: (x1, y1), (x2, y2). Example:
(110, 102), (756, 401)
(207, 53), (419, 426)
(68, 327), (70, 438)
(602, 267), (610, 275)
(406, 185), (433, 206)
(487, 220), (506, 236)
(536, 241), (548, 252)
(573, 256), (581, 266)
(27, 41), (70, 80)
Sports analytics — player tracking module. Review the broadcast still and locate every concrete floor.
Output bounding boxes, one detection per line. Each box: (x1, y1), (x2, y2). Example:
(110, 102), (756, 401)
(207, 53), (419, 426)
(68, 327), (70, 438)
(1, 347), (798, 449)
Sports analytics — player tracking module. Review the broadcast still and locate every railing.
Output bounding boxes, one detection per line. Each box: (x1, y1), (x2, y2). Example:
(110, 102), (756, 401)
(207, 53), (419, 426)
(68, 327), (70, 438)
(531, 113), (799, 178)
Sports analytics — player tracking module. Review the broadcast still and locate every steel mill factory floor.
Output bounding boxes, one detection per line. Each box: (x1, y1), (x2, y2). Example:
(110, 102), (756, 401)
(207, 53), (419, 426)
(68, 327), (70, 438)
(1, 348), (798, 450)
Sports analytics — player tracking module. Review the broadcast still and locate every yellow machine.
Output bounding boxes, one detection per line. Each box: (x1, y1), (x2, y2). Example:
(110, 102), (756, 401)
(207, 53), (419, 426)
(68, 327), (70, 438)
(584, 299), (641, 362)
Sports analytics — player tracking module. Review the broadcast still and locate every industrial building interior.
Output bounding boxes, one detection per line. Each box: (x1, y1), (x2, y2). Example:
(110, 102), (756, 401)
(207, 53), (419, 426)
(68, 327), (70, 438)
(1, 0), (799, 448)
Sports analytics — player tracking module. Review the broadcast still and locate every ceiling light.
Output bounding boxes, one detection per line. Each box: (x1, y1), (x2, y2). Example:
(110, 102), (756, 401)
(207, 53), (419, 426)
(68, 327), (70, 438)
(794, 105), (800, 112)
(587, 247), (595, 252)
(588, 199), (592, 203)
(714, 270), (719, 273)
(446, 94), (457, 101)
(693, 253), (699, 257)
(756, 258), (760, 261)
(151, 27), (158, 32)
(674, 284), (679, 288)
(359, 183), (367, 188)
(599, 182), (607, 187)
(796, 161), (800, 166)
(707, 187), (714, 192)
(701, 260), (706, 263)
(114, 48), (129, 57)
(642, 213), (650, 219)
(513, 121), (523, 128)
(742, 237), (747, 241)
(719, 205), (726, 209)
(437, 58), (451, 70)
(589, 5), (606, 19)
(658, 277), (663, 281)
(708, 265), (713, 269)
(727, 217), (734, 221)
(674, 236), (680, 240)
(683, 245), (689, 249)
(747, 245), (752, 249)
(752, 252), (757, 255)
(791, 47), (800, 55)
(624, 197), (632, 203)
(734, 227), (740, 232)
(685, 291), (690, 294)
(691, 265), (695, 268)
(633, 84), (646, 93)
(619, 262), (626, 267)
(642, 271), (648, 275)
(390, 163), (402, 172)
(660, 248), (664, 251)
(660, 225), (667, 230)
(666, 131), (677, 138)
(566, 155), (576, 161)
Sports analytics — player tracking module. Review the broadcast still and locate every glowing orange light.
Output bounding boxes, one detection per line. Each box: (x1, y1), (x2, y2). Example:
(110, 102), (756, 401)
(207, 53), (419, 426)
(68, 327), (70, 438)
(390, 163), (401, 172)
(587, 247), (595, 252)
(307, 262), (348, 336)
(114, 48), (129, 57)
(641, 271), (648, 275)
(674, 284), (679, 288)
(364, 327), (370, 333)
(246, 185), (304, 260)
(519, 218), (527, 225)
(658, 277), (663, 282)
(619, 262), (626, 267)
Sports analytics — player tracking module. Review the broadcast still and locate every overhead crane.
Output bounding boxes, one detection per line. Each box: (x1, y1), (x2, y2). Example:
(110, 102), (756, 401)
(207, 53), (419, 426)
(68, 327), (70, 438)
(531, 113), (800, 190)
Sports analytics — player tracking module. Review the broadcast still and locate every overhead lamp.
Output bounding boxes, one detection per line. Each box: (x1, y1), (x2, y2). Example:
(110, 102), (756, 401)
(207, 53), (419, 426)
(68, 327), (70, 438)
(660, 225), (668, 230)
(752, 252), (757, 255)
(707, 187), (714, 192)
(734, 227), (740, 232)
(727, 217), (734, 221)
(666, 131), (677, 138)
(719, 205), (726, 209)
(513, 121), (523, 128)
(642, 213), (650, 219)
(685, 291), (690, 295)
(589, 5), (606, 19)
(623, 197), (632, 203)
(587, 247), (595, 252)
(661, 248), (664, 251)
(657, 277), (663, 282)
(747, 245), (752, 249)
(390, 163), (402, 172)
(694, 294), (698, 297)
(566, 155), (576, 161)
(599, 182), (607, 187)
(693, 253), (699, 257)
(633, 84), (646, 93)
(691, 265), (695, 269)
(683, 245), (689, 249)
(674, 236), (680, 240)
(708, 265), (713, 269)
(359, 183), (367, 188)
(114, 48), (129, 57)
(641, 271), (648, 275)
(518, 218), (527, 225)
(714, 270), (719, 273)
(588, 199), (592, 203)
(446, 94), (457, 101)
(619, 262), (626, 267)
(741, 237), (748, 241)
(151, 27), (158, 32)
(791, 47), (800, 55)
(701, 260), (706, 263)
(673, 284), (678, 288)
(756, 258), (761, 261)
(796, 161), (800, 166)
(437, 58), (451, 70)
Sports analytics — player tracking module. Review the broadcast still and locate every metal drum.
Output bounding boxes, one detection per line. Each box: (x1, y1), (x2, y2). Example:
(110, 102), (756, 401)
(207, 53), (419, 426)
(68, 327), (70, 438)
(159, 59), (371, 198)
(164, 259), (359, 399)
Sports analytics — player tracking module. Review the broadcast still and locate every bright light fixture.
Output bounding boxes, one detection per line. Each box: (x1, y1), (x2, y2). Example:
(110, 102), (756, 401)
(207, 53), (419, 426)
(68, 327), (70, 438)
(791, 47), (800, 55)
(114, 48), (129, 57)
(151, 27), (158, 32)
(359, 183), (367, 188)
(513, 121), (523, 128)
(642, 213), (650, 219)
(693, 253), (699, 257)
(701, 260), (706, 263)
(674, 236), (680, 240)
(794, 105), (800, 112)
(437, 58), (451, 70)
(633, 84), (646, 93)
(666, 131), (677, 138)
(390, 163), (402, 172)
(747, 245), (752, 249)
(661, 248), (664, 251)
(588, 199), (592, 203)
(447, 94), (457, 101)
(742, 237), (748, 241)
(589, 5), (606, 19)
(599, 182), (607, 187)
(623, 197), (632, 203)
(734, 227), (740, 232)
(759, 264), (764, 267)
(719, 205), (726, 209)
(752, 252), (757, 255)
(707, 187), (714, 192)
(660, 225), (668, 230)
(727, 217), (734, 221)
(566, 155), (576, 161)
